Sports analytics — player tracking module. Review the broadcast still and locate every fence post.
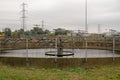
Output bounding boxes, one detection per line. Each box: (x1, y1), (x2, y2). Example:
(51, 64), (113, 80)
(112, 37), (115, 62)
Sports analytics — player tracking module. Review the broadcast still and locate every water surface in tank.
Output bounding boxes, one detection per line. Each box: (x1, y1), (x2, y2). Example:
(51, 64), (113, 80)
(0, 49), (120, 58)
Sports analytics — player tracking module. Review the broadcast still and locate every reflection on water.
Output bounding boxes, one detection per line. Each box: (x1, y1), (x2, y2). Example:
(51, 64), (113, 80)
(0, 49), (120, 58)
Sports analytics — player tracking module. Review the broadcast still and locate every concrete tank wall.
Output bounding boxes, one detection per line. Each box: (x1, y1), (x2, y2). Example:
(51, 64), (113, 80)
(0, 57), (120, 68)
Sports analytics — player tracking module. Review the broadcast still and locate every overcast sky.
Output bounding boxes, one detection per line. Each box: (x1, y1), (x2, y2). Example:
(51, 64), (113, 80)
(0, 0), (120, 33)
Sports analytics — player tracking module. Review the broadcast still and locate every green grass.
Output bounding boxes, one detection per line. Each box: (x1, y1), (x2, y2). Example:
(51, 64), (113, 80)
(0, 65), (120, 80)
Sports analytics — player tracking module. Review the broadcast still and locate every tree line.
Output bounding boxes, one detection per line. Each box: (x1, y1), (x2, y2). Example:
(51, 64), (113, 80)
(1, 27), (71, 38)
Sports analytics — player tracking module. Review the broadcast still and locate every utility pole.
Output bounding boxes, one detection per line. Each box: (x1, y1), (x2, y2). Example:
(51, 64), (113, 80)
(85, 0), (88, 33)
(34, 20), (44, 29)
(21, 3), (29, 67)
(21, 3), (27, 31)
(41, 20), (44, 30)
(98, 24), (100, 34)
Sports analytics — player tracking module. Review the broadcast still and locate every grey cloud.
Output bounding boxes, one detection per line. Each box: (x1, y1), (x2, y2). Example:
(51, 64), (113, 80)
(0, 0), (120, 33)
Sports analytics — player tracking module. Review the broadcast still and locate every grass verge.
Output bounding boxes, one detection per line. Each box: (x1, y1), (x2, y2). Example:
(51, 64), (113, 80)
(0, 64), (120, 80)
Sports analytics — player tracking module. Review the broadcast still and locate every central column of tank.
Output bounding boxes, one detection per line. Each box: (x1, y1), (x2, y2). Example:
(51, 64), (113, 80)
(57, 37), (63, 57)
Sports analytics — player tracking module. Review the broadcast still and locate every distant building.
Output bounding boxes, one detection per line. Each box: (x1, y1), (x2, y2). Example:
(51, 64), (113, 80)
(103, 29), (120, 37)
(67, 32), (77, 37)
(67, 30), (86, 37)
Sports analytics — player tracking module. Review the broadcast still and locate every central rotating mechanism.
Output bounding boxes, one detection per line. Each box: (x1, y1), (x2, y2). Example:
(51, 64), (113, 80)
(45, 37), (74, 57)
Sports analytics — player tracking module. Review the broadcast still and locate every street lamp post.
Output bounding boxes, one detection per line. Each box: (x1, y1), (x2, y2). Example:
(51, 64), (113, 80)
(85, 0), (88, 62)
